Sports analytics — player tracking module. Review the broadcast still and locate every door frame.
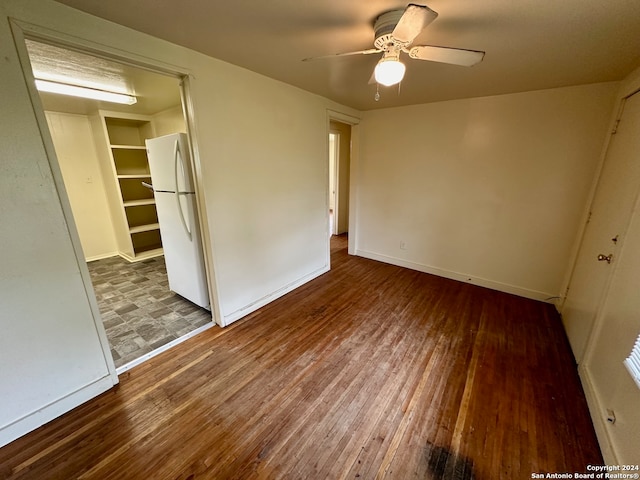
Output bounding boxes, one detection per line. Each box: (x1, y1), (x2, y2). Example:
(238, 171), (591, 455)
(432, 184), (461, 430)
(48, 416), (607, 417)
(328, 131), (340, 236)
(579, 88), (640, 364)
(559, 93), (630, 362)
(574, 86), (640, 465)
(327, 110), (360, 256)
(560, 87), (640, 364)
(9, 19), (221, 374)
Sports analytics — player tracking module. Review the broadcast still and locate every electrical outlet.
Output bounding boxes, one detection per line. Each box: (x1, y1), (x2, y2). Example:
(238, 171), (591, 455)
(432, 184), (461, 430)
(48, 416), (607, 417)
(606, 409), (616, 424)
(400, 241), (407, 250)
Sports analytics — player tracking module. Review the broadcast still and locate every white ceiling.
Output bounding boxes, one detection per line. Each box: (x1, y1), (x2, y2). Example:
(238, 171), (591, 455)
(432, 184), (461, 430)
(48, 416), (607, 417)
(53, 0), (640, 111)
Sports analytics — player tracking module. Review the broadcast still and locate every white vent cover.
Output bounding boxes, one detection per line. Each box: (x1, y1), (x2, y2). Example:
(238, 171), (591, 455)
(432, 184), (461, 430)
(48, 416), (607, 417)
(624, 334), (640, 390)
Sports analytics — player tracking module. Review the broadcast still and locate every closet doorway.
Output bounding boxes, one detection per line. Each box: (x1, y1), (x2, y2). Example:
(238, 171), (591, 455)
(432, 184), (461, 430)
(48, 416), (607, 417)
(23, 38), (213, 372)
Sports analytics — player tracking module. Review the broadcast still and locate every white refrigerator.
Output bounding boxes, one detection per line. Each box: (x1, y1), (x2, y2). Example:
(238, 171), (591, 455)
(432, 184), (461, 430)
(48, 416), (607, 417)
(145, 133), (210, 310)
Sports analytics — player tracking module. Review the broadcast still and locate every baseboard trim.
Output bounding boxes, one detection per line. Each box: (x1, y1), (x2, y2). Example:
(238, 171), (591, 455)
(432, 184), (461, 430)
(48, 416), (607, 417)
(85, 252), (119, 262)
(0, 374), (116, 448)
(354, 249), (555, 303)
(579, 365), (618, 463)
(222, 264), (330, 326)
(118, 248), (164, 263)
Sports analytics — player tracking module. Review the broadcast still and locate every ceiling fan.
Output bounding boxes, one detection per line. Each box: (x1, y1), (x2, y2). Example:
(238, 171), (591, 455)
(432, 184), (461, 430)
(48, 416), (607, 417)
(304, 3), (485, 88)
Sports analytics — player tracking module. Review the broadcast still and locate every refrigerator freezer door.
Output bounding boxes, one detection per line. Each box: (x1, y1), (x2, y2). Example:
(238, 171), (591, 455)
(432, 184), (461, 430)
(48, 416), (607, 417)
(154, 191), (209, 309)
(146, 133), (195, 193)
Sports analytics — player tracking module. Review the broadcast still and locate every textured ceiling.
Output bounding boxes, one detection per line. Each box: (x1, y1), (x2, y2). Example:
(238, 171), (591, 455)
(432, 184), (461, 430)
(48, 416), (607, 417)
(26, 39), (181, 116)
(53, 0), (640, 110)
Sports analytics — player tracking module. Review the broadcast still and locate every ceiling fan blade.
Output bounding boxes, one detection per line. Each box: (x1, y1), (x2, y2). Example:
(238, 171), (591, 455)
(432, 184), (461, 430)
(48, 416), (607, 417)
(302, 48), (381, 61)
(408, 45), (485, 66)
(391, 4), (438, 45)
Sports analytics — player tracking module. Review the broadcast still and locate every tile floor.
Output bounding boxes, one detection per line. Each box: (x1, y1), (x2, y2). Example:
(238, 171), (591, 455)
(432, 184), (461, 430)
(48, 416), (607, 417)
(87, 255), (211, 368)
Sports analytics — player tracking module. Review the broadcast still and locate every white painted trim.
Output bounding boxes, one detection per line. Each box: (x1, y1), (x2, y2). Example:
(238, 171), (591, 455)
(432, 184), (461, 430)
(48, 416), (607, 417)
(117, 249), (164, 263)
(179, 75), (224, 328)
(329, 131), (340, 236)
(222, 265), (330, 326)
(327, 109), (361, 256)
(0, 374), (115, 448)
(347, 124), (360, 256)
(355, 249), (555, 302)
(10, 18), (195, 80)
(116, 322), (215, 374)
(85, 252), (119, 262)
(579, 366), (619, 463)
(327, 109), (360, 125)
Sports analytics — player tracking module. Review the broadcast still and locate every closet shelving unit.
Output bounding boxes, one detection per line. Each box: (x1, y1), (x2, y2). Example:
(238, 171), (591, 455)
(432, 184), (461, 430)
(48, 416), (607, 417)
(95, 110), (163, 261)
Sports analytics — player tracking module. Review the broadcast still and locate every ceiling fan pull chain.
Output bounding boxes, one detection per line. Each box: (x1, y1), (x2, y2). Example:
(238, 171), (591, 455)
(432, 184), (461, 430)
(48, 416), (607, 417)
(375, 84), (380, 102)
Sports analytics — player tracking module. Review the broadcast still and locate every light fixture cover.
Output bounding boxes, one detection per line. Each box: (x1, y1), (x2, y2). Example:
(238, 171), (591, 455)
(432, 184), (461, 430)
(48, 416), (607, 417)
(35, 79), (137, 105)
(374, 57), (406, 87)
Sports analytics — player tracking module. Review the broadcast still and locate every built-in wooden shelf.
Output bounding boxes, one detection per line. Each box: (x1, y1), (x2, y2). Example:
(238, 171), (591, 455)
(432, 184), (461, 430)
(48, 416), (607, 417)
(117, 174), (152, 179)
(110, 144), (147, 150)
(100, 112), (163, 261)
(123, 199), (156, 207)
(129, 223), (160, 234)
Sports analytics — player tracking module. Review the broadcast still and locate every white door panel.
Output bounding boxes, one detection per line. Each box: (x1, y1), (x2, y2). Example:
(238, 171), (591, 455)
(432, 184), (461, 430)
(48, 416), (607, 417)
(585, 192), (640, 462)
(562, 92), (640, 362)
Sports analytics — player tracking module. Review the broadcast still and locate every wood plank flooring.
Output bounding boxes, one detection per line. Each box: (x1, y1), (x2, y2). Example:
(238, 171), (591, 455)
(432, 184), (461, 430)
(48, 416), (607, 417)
(0, 235), (602, 479)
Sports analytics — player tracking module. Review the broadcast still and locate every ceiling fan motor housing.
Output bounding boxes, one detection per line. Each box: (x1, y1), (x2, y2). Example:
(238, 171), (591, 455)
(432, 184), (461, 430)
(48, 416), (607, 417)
(373, 9), (408, 50)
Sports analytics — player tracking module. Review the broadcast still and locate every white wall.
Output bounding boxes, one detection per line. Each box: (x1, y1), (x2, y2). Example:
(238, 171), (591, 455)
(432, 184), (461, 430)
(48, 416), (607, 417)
(1, 0), (358, 445)
(202, 69), (335, 322)
(45, 111), (118, 260)
(152, 105), (186, 137)
(355, 83), (618, 301)
(0, 2), (118, 448)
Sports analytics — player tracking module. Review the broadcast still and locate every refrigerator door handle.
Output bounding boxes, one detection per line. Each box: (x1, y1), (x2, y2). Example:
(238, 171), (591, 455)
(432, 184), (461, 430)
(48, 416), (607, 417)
(174, 139), (193, 241)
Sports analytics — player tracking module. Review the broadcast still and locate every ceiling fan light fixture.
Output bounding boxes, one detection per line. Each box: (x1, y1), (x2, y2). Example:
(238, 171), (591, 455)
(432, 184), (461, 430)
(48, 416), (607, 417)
(374, 56), (406, 87)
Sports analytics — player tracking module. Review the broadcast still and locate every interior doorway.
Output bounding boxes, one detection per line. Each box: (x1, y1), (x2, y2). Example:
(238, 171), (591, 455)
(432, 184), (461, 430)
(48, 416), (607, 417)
(22, 37), (213, 373)
(329, 120), (352, 237)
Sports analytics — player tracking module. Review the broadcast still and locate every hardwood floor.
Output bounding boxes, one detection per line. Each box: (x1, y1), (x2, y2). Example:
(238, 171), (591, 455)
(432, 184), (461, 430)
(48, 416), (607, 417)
(0, 235), (602, 479)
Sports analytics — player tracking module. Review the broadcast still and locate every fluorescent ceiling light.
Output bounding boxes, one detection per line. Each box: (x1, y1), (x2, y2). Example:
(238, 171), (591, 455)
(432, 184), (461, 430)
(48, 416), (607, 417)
(35, 79), (137, 105)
